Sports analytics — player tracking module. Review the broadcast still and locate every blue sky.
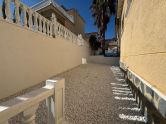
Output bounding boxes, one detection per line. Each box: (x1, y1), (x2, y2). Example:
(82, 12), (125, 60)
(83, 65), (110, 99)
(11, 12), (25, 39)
(1, 0), (115, 39)
(55, 0), (115, 39)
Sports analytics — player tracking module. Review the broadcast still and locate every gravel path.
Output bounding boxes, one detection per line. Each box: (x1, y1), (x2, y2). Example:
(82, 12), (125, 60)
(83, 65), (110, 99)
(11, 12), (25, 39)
(57, 63), (146, 124)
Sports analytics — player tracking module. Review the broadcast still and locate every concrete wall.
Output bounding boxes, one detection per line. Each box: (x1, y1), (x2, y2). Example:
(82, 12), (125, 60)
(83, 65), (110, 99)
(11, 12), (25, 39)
(120, 0), (166, 95)
(0, 19), (89, 99)
(88, 56), (119, 66)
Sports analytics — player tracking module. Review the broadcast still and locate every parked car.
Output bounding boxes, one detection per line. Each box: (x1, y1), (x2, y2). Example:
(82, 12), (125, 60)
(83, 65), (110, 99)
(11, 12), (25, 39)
(105, 50), (119, 57)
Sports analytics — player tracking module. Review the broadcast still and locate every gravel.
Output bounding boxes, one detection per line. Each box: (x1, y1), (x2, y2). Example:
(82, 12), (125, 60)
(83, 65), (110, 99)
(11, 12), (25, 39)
(6, 63), (146, 124)
(56, 63), (145, 124)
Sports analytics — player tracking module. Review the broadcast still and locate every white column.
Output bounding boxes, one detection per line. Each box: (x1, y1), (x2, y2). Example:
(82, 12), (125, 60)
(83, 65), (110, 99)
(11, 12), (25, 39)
(34, 12), (38, 31)
(60, 27), (62, 36)
(28, 9), (33, 29)
(46, 20), (50, 36)
(0, 6), (2, 19)
(51, 13), (57, 37)
(39, 15), (42, 32)
(46, 78), (65, 124)
(64, 30), (67, 39)
(63, 27), (65, 37)
(43, 18), (46, 34)
(23, 6), (27, 27)
(54, 78), (65, 124)
(14, 0), (20, 24)
(50, 22), (53, 37)
(5, 0), (11, 20)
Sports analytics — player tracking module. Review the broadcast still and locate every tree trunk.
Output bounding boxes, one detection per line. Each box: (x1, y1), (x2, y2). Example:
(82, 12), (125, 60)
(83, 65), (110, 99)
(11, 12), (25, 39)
(102, 33), (106, 56)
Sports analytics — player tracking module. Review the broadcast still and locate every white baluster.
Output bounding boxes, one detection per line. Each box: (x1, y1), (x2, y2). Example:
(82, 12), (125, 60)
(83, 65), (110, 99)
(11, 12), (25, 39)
(57, 25), (60, 36)
(59, 26), (61, 36)
(67, 33), (68, 40)
(0, 6), (2, 19)
(64, 29), (66, 38)
(46, 20), (50, 35)
(5, 0), (11, 20)
(64, 27), (66, 38)
(23, 6), (27, 27)
(34, 12), (38, 31)
(14, 0), (20, 24)
(39, 15), (42, 32)
(45, 21), (47, 34)
(22, 104), (39, 124)
(61, 27), (63, 36)
(43, 18), (46, 34)
(46, 78), (65, 124)
(60, 26), (62, 36)
(46, 96), (55, 123)
(68, 32), (69, 40)
(51, 13), (57, 37)
(72, 35), (74, 42)
(61, 26), (65, 37)
(50, 22), (53, 37)
(28, 9), (33, 29)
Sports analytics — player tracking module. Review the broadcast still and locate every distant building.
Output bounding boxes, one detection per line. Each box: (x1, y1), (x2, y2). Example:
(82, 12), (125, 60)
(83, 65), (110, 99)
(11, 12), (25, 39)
(105, 38), (117, 51)
(32, 0), (86, 36)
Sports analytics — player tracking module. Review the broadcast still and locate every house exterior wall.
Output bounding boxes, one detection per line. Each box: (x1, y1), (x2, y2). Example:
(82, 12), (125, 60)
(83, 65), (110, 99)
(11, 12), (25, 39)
(67, 9), (85, 35)
(37, 6), (67, 26)
(0, 19), (89, 99)
(37, 6), (85, 36)
(120, 0), (166, 95)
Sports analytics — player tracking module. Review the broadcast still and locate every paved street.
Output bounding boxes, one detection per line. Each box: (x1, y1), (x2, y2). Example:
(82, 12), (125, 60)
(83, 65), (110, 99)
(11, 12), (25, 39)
(57, 63), (146, 124)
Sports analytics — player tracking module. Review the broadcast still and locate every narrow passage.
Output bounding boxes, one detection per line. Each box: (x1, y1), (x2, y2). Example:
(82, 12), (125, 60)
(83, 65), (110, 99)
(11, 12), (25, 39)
(57, 63), (145, 124)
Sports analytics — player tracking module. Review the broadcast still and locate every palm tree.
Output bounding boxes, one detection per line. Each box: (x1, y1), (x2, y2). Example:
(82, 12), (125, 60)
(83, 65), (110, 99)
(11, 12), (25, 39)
(90, 0), (115, 55)
(89, 35), (101, 55)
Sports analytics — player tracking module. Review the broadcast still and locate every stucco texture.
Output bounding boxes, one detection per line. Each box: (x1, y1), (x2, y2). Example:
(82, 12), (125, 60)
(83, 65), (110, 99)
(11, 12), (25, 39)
(120, 0), (166, 95)
(0, 19), (89, 99)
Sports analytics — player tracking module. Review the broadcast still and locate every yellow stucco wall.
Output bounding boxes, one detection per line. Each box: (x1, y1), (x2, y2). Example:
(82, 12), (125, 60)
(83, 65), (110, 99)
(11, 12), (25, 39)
(0, 19), (89, 99)
(120, 0), (166, 95)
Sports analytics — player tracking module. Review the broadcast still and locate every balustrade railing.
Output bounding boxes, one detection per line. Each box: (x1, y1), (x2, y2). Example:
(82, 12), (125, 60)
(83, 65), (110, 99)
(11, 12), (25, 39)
(0, 0), (86, 46)
(0, 5), (2, 19)
(0, 78), (65, 124)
